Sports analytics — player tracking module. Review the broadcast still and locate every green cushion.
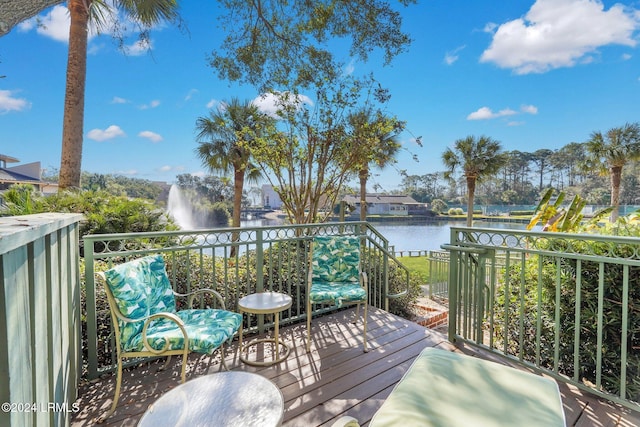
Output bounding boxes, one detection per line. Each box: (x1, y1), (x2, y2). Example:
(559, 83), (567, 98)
(126, 309), (243, 354)
(311, 236), (360, 283)
(104, 255), (242, 355)
(104, 255), (177, 350)
(370, 348), (565, 427)
(309, 282), (366, 306)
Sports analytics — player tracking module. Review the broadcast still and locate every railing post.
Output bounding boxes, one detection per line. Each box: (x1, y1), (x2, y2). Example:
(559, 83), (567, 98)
(83, 236), (99, 380)
(446, 229), (458, 343)
(255, 228), (265, 334)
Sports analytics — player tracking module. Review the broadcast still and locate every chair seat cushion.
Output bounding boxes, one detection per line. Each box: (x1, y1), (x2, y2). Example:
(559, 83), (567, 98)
(309, 282), (366, 307)
(124, 309), (242, 354)
(369, 348), (565, 427)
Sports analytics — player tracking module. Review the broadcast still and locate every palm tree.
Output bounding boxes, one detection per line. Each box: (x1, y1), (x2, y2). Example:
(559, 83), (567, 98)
(195, 98), (269, 233)
(348, 109), (404, 221)
(442, 135), (506, 227)
(58, 0), (179, 189)
(584, 122), (640, 222)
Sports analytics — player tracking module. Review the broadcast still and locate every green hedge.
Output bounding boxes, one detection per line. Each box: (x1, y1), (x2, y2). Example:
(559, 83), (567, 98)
(494, 227), (640, 402)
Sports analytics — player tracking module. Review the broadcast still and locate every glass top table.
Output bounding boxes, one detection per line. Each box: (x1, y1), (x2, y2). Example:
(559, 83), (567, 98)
(138, 371), (284, 427)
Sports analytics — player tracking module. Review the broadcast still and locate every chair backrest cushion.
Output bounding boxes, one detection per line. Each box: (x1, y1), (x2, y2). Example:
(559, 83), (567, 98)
(103, 255), (176, 320)
(311, 236), (360, 283)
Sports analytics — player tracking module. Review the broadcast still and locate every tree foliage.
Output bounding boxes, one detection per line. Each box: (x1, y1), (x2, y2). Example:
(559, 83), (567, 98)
(195, 98), (272, 229)
(209, 0), (415, 91)
(248, 75), (391, 224)
(442, 135), (506, 226)
(584, 122), (640, 222)
(347, 107), (405, 220)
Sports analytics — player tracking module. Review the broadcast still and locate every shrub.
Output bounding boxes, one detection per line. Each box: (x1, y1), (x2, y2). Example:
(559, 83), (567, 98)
(493, 218), (640, 402)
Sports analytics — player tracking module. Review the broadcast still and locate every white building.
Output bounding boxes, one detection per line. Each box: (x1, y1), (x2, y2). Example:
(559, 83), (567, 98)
(342, 194), (424, 216)
(262, 185), (283, 209)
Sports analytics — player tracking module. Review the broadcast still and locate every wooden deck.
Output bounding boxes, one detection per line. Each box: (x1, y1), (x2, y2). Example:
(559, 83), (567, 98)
(71, 307), (640, 426)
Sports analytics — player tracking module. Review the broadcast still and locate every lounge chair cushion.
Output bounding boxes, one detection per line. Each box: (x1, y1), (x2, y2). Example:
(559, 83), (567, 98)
(311, 236), (360, 283)
(369, 348), (565, 427)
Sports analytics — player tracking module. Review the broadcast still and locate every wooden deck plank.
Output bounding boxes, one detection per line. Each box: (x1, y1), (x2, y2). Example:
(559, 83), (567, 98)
(70, 306), (639, 427)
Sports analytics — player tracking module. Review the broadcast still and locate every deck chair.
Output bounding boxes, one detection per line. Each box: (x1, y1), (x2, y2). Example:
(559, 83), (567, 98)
(96, 255), (242, 422)
(307, 236), (368, 352)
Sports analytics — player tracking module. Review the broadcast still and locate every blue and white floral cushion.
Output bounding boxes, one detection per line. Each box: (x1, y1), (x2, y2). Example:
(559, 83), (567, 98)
(310, 236), (367, 306)
(103, 255), (242, 354)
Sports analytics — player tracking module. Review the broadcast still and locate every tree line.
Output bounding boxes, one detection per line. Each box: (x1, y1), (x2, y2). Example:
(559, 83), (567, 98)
(400, 123), (640, 224)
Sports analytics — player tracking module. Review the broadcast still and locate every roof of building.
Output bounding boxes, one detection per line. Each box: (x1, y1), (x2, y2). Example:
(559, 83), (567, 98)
(0, 168), (41, 184)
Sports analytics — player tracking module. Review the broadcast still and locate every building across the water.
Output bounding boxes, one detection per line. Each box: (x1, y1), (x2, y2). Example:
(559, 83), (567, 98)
(342, 194), (428, 216)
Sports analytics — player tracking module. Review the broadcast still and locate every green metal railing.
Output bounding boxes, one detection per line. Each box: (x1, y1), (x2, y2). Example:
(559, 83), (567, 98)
(427, 250), (449, 299)
(83, 221), (409, 379)
(442, 226), (640, 411)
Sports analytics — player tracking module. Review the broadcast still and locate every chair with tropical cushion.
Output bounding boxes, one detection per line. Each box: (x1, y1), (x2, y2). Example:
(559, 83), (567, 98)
(307, 235), (368, 352)
(97, 254), (242, 422)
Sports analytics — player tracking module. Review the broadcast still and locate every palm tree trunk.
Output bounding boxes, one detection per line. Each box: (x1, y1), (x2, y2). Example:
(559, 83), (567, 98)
(359, 168), (368, 222)
(230, 168), (244, 257)
(466, 176), (476, 227)
(59, 0), (91, 189)
(610, 165), (622, 222)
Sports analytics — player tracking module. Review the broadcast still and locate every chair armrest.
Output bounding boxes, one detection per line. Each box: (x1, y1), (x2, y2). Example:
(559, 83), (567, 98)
(360, 271), (368, 287)
(141, 312), (188, 354)
(174, 288), (227, 310)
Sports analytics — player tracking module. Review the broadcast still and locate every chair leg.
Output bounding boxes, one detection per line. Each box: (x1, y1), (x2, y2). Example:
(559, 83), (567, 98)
(363, 302), (368, 353)
(306, 299), (312, 352)
(159, 355), (172, 371)
(97, 357), (123, 423)
(219, 342), (229, 371)
(179, 353), (187, 383)
(353, 303), (360, 325)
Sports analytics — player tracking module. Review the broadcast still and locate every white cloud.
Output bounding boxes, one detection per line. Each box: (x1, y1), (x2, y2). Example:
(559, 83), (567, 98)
(192, 170), (207, 178)
(622, 53), (632, 60)
(481, 0), (640, 74)
(206, 99), (220, 109)
(467, 106), (516, 120)
(444, 45), (466, 65)
(252, 92), (314, 118)
(33, 5), (71, 42)
(184, 89), (198, 101)
(111, 96), (129, 104)
(126, 39), (152, 56)
(138, 130), (163, 143)
(87, 125), (126, 141)
(18, 3), (163, 49)
(139, 100), (161, 109)
(0, 90), (31, 114)
(158, 165), (172, 172)
(344, 59), (356, 75)
(468, 104), (538, 121)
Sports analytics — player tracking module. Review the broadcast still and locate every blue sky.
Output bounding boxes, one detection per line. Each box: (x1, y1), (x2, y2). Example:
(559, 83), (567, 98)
(1, 0), (640, 191)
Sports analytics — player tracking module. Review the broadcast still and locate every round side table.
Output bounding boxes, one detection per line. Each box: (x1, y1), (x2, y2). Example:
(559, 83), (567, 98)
(238, 292), (292, 366)
(138, 372), (284, 427)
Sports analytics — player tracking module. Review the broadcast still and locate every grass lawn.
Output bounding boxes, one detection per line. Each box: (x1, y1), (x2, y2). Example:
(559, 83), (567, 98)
(397, 255), (429, 283)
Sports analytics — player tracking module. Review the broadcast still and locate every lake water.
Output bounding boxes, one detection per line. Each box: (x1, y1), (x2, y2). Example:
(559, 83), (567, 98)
(371, 220), (530, 253)
(240, 218), (529, 254)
